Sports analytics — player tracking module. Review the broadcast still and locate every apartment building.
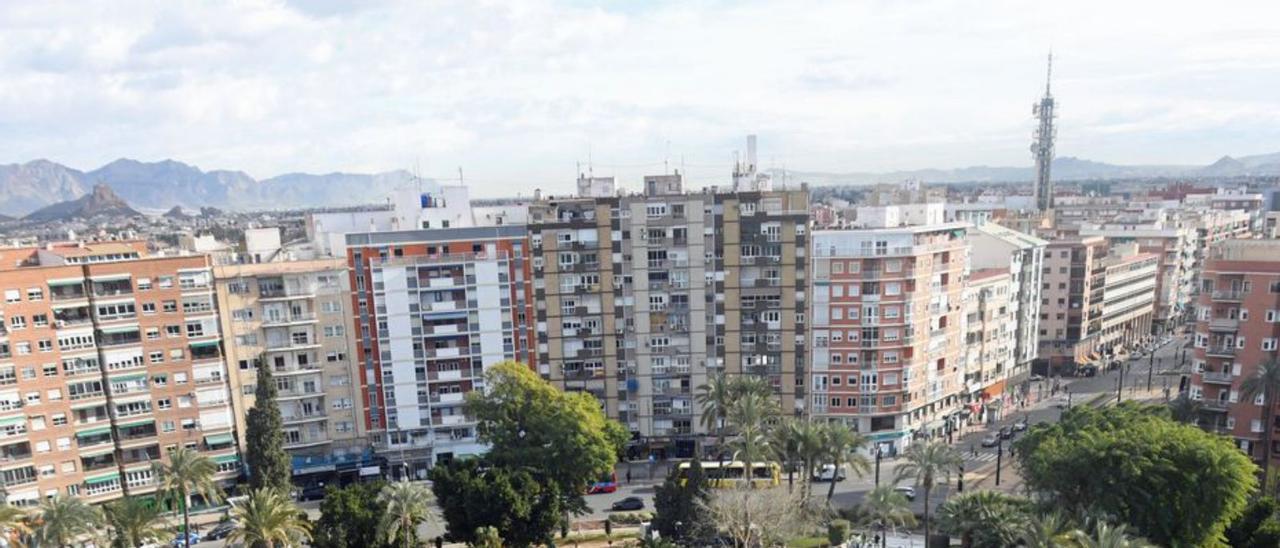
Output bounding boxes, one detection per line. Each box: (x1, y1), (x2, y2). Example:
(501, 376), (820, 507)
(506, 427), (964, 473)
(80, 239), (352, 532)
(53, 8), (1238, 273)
(1078, 218), (1197, 334)
(1036, 236), (1108, 374)
(961, 269), (1016, 423)
(1097, 244), (1158, 354)
(968, 223), (1046, 391)
(345, 227), (534, 478)
(528, 179), (809, 458)
(1189, 238), (1280, 462)
(810, 209), (969, 455)
(0, 242), (238, 506)
(213, 259), (369, 485)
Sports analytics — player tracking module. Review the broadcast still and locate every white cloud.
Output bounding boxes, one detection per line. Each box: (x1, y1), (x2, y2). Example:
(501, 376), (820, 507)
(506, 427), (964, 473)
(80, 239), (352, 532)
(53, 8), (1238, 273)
(2, 0), (1279, 197)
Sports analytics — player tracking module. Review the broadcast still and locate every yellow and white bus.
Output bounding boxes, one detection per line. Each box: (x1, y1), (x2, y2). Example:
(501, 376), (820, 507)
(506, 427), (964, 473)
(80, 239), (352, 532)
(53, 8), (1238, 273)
(676, 461), (781, 488)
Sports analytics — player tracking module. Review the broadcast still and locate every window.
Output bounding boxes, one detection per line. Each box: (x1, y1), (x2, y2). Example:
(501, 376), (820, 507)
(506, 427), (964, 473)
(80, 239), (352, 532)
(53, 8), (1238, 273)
(51, 413), (67, 426)
(149, 352), (164, 364)
(321, 301), (341, 313)
(166, 325), (181, 338)
(42, 365), (57, 377)
(156, 398), (172, 410)
(162, 300), (177, 313)
(324, 326), (345, 338)
(146, 328), (160, 340)
(174, 372), (187, 385)
(3, 290), (19, 303)
(32, 314), (48, 327)
(1264, 339), (1278, 352)
(137, 278), (152, 291)
(235, 334), (258, 346)
(157, 277), (173, 289)
(152, 375), (168, 387)
(15, 342), (30, 356)
(37, 340), (52, 353)
(1269, 310), (1279, 323)
(185, 321), (204, 337)
(169, 348), (184, 361)
(10, 316), (25, 330)
(232, 309), (254, 321)
(141, 303), (156, 314)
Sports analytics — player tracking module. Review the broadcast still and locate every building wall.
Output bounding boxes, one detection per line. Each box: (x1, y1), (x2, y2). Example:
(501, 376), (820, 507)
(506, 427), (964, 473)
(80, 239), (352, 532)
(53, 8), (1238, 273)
(962, 270), (1016, 417)
(0, 253), (239, 506)
(344, 227), (534, 477)
(1037, 237), (1107, 371)
(810, 223), (969, 454)
(213, 259), (366, 482)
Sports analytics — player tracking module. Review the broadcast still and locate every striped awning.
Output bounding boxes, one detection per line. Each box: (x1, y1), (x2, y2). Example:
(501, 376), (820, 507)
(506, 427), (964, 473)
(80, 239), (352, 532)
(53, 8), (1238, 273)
(84, 473), (120, 485)
(76, 426), (111, 437)
(205, 433), (235, 446)
(116, 419), (154, 429)
(107, 373), (147, 383)
(99, 325), (139, 335)
(213, 454), (240, 464)
(189, 340), (220, 348)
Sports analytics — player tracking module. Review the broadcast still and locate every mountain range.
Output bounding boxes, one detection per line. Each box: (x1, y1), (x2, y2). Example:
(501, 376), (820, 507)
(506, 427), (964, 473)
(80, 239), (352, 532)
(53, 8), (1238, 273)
(3, 152), (1280, 217)
(0, 158), (420, 217)
(771, 152), (1280, 187)
(24, 184), (141, 222)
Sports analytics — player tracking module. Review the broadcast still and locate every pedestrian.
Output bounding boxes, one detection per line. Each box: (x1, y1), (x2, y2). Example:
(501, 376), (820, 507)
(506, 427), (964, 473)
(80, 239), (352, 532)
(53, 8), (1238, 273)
(626, 468), (632, 484)
(971, 444), (977, 457)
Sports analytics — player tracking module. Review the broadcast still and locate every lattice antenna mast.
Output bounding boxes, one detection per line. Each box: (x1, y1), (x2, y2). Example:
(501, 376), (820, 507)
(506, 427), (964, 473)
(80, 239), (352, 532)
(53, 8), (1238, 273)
(1032, 52), (1057, 211)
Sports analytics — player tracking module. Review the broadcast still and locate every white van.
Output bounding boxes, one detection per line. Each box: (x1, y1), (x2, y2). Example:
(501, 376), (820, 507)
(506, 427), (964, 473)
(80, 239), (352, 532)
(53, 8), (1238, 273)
(811, 464), (847, 482)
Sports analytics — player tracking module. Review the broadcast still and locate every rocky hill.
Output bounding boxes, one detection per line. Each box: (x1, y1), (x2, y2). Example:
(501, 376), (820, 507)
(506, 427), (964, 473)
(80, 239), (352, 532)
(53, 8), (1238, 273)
(24, 184), (142, 222)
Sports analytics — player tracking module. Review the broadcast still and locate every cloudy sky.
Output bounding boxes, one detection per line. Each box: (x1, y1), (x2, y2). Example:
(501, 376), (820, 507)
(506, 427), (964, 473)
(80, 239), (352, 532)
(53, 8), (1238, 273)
(2, 0), (1279, 196)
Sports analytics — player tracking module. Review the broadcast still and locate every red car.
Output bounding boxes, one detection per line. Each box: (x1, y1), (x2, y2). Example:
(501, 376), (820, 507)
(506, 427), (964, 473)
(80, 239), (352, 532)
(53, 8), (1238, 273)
(588, 472), (619, 494)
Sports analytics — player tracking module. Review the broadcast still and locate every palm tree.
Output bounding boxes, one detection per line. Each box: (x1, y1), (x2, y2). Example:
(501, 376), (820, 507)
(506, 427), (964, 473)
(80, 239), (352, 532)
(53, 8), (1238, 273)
(697, 375), (774, 462)
(725, 391), (777, 485)
(1019, 512), (1080, 548)
(1167, 393), (1203, 424)
(155, 446), (224, 548)
(1241, 359), (1280, 492)
(31, 495), (102, 547)
(794, 420), (827, 500)
(820, 422), (871, 502)
(768, 417), (802, 493)
(103, 497), (171, 548)
(893, 440), (962, 542)
(379, 480), (433, 548)
(858, 486), (916, 548)
(0, 503), (31, 548)
(1070, 522), (1154, 548)
(228, 487), (311, 548)
(936, 491), (1027, 547)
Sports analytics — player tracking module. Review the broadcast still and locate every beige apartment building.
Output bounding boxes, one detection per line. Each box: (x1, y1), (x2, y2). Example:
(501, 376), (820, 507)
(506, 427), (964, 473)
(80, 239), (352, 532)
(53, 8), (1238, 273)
(961, 269), (1016, 423)
(1037, 236), (1108, 373)
(810, 204), (969, 455)
(213, 259), (368, 485)
(528, 175), (809, 458)
(0, 242), (239, 506)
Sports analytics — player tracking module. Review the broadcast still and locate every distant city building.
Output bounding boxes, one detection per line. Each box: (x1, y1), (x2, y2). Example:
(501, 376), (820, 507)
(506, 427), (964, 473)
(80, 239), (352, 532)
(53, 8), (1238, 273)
(344, 227), (535, 478)
(968, 223), (1047, 391)
(0, 242), (239, 506)
(1079, 217), (1197, 333)
(810, 208), (969, 454)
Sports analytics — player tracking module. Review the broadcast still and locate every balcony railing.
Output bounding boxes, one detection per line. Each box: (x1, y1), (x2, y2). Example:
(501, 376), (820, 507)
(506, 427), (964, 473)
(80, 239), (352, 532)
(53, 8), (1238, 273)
(1205, 346), (1238, 358)
(1208, 318), (1239, 331)
(1211, 290), (1246, 301)
(1202, 371), (1234, 384)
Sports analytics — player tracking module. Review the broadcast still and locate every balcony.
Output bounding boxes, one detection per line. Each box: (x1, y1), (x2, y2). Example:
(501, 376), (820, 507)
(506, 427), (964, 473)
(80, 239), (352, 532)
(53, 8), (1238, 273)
(1208, 318), (1239, 332)
(261, 313), (318, 327)
(1202, 371), (1234, 384)
(282, 413), (327, 425)
(259, 286), (316, 301)
(265, 338), (320, 352)
(1211, 290), (1245, 302)
(1202, 399), (1231, 412)
(1205, 346), (1238, 358)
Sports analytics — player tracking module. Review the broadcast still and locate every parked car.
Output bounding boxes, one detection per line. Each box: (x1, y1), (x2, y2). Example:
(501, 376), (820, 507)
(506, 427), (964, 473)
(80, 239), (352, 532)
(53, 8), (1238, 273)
(894, 485), (916, 501)
(297, 483), (327, 501)
(1013, 418), (1029, 432)
(171, 531), (200, 546)
(612, 497), (645, 511)
(999, 426), (1014, 440)
(204, 522), (235, 541)
(981, 433), (1000, 447)
(811, 464), (847, 482)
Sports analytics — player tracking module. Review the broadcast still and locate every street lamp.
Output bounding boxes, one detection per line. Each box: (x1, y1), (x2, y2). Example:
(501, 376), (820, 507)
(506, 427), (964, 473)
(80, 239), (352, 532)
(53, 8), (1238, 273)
(995, 437), (1004, 486)
(874, 446), (882, 487)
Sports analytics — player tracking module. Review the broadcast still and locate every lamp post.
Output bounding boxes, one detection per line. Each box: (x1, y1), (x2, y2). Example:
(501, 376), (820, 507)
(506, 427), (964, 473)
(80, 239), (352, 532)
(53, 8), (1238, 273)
(995, 437), (1003, 486)
(874, 446), (882, 487)
(1148, 351), (1156, 391)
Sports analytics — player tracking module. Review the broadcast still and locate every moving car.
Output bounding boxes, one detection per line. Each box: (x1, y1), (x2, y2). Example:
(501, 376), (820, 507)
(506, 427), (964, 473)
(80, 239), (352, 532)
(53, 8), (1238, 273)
(1013, 418), (1029, 432)
(612, 496), (645, 511)
(204, 522), (235, 541)
(811, 464), (847, 482)
(981, 433), (1000, 447)
(171, 531), (200, 546)
(894, 485), (916, 501)
(999, 426), (1014, 440)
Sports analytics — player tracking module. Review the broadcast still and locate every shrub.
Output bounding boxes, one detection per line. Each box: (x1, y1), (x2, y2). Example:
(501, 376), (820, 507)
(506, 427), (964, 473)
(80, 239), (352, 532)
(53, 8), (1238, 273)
(827, 519), (851, 545)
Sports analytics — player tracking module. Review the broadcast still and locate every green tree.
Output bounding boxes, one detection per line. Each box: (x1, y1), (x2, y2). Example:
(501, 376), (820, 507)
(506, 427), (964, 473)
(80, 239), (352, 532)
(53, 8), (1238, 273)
(1070, 522), (1154, 548)
(857, 486), (916, 548)
(379, 480), (433, 548)
(893, 440), (961, 542)
(1015, 402), (1258, 546)
(793, 420), (827, 500)
(1019, 512), (1079, 548)
(697, 375), (773, 462)
(1224, 496), (1280, 548)
(0, 503), (31, 547)
(430, 458), (562, 547)
(1242, 360), (1280, 494)
(246, 360), (292, 491)
(768, 417), (802, 492)
(652, 457), (715, 544)
(31, 495), (102, 547)
(103, 497), (171, 548)
(229, 487), (312, 548)
(311, 482), (389, 548)
(725, 390), (777, 478)
(1166, 394), (1203, 424)
(155, 446), (224, 548)
(466, 361), (627, 517)
(936, 491), (1029, 548)
(820, 422), (871, 502)
(471, 526), (503, 548)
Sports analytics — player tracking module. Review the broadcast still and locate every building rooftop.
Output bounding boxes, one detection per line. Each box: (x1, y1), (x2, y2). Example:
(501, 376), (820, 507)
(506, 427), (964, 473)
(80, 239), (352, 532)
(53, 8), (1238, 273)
(971, 268), (1010, 283)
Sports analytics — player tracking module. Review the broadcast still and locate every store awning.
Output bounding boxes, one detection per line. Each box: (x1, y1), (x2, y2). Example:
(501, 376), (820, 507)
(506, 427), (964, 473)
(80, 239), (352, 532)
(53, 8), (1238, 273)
(205, 433), (235, 446)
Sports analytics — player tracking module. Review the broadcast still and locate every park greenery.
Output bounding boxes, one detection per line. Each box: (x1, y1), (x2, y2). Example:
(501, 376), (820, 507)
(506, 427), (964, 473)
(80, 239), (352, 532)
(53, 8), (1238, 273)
(1015, 401), (1260, 546)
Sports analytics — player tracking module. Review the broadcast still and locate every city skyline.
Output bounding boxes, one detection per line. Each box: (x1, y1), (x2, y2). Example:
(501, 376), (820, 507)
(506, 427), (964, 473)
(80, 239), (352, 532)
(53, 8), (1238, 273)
(3, 1), (1279, 198)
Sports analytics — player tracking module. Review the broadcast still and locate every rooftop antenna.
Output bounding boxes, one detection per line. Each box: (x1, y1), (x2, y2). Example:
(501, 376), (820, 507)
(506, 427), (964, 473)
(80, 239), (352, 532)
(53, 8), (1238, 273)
(664, 140), (671, 175)
(457, 166), (465, 187)
(588, 143), (594, 179)
(1045, 50), (1053, 96)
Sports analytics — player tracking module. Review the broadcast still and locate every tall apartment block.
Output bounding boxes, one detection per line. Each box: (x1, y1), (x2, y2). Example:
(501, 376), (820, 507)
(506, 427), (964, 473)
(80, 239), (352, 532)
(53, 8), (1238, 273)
(345, 227), (534, 478)
(968, 223), (1046, 393)
(1037, 237), (1158, 374)
(0, 242), (238, 506)
(527, 177), (809, 458)
(213, 259), (369, 485)
(810, 205), (969, 454)
(1079, 219), (1197, 333)
(1190, 239), (1280, 461)
(961, 269), (1016, 422)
